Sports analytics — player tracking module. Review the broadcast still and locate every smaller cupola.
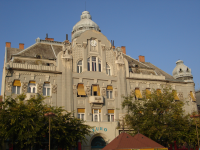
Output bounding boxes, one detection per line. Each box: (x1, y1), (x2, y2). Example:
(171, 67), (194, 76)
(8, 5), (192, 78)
(172, 60), (193, 81)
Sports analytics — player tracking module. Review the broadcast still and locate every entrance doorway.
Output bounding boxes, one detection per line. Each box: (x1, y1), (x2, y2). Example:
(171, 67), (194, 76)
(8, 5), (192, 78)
(91, 136), (106, 150)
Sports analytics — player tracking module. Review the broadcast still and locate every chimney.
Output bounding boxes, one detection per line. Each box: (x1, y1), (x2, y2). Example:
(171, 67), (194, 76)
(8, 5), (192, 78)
(19, 43), (24, 49)
(121, 46), (126, 54)
(66, 34), (68, 40)
(139, 55), (145, 62)
(45, 33), (54, 41)
(111, 40), (113, 46)
(5, 42), (11, 48)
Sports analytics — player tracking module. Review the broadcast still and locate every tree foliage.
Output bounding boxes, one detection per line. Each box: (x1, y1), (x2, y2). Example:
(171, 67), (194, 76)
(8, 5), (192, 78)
(0, 94), (92, 150)
(122, 86), (199, 147)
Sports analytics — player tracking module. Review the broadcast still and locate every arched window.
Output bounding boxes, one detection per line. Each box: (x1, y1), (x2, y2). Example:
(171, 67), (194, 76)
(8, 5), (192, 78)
(43, 82), (51, 96)
(106, 63), (111, 75)
(12, 80), (21, 94)
(77, 60), (82, 73)
(87, 57), (101, 72)
(28, 81), (36, 93)
(91, 136), (106, 149)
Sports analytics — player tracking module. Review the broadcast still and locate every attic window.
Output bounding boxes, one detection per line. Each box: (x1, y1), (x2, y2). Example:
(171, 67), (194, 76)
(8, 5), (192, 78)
(179, 68), (183, 73)
(135, 65), (138, 68)
(187, 68), (189, 72)
(36, 55), (41, 59)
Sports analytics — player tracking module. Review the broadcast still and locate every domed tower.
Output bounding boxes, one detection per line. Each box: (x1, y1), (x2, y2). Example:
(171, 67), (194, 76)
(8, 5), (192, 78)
(172, 60), (193, 82)
(71, 11), (101, 41)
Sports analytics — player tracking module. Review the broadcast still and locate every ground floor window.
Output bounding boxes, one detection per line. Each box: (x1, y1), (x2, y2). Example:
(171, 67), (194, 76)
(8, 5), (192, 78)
(91, 136), (106, 149)
(77, 108), (85, 120)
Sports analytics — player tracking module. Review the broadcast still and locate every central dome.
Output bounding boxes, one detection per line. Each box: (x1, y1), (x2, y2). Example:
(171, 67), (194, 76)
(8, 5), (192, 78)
(71, 11), (101, 40)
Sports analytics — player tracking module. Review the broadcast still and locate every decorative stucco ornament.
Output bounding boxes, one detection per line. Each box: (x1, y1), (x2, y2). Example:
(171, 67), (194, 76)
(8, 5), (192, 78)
(6, 81), (12, 91)
(52, 84), (57, 94)
(37, 83), (43, 94)
(22, 82), (28, 93)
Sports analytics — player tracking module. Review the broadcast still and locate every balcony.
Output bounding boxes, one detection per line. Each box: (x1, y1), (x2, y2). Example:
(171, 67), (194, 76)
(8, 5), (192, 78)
(89, 96), (103, 104)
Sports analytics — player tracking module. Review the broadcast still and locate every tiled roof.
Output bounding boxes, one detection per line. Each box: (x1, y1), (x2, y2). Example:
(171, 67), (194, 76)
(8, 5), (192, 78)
(143, 62), (174, 79)
(102, 132), (166, 150)
(102, 132), (150, 150)
(133, 133), (165, 148)
(7, 43), (62, 61)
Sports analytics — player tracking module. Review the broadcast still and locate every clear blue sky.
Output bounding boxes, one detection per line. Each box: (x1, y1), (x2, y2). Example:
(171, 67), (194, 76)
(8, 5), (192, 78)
(0, 0), (200, 90)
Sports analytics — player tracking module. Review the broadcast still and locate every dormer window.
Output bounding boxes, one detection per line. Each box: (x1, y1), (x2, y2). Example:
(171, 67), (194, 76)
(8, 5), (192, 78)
(179, 68), (183, 73)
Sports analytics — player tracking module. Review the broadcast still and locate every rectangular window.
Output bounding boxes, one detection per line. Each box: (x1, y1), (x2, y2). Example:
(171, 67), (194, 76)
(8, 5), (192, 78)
(107, 85), (113, 99)
(12, 80), (21, 94)
(108, 109), (114, 122)
(135, 88), (142, 99)
(28, 81), (36, 93)
(92, 85), (100, 96)
(43, 82), (51, 96)
(77, 108), (85, 120)
(87, 58), (90, 71)
(92, 109), (101, 122)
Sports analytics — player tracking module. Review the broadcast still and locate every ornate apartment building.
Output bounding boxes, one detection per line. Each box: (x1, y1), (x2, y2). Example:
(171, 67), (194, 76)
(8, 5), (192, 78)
(1, 11), (197, 150)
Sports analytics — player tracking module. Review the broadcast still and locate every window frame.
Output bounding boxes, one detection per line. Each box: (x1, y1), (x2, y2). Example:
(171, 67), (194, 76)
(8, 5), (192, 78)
(77, 60), (83, 73)
(106, 63), (111, 76)
(92, 109), (101, 122)
(43, 82), (51, 96)
(87, 57), (101, 72)
(28, 82), (36, 93)
(12, 80), (21, 94)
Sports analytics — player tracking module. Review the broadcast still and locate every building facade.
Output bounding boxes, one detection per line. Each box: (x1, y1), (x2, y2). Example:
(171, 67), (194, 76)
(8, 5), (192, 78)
(1, 11), (197, 150)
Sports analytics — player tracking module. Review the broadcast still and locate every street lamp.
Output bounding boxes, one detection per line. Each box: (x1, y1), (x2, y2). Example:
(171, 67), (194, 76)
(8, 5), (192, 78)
(190, 114), (200, 150)
(44, 112), (56, 150)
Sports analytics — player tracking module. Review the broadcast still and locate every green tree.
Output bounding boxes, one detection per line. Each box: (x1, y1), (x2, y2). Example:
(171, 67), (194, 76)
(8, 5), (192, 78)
(122, 86), (198, 147)
(0, 94), (92, 150)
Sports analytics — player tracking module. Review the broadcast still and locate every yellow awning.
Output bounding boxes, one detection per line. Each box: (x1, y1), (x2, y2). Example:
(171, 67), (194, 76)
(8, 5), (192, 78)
(13, 80), (21, 86)
(92, 109), (101, 113)
(157, 89), (161, 95)
(93, 85), (97, 91)
(146, 89), (151, 99)
(108, 109), (114, 113)
(44, 82), (50, 84)
(190, 91), (196, 101)
(173, 90), (179, 100)
(77, 108), (85, 113)
(107, 85), (113, 90)
(98, 85), (100, 96)
(135, 88), (142, 99)
(77, 84), (86, 96)
(29, 81), (36, 84)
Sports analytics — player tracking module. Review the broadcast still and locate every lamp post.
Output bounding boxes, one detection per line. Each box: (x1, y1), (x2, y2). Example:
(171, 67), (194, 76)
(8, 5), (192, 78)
(44, 112), (56, 150)
(190, 114), (200, 150)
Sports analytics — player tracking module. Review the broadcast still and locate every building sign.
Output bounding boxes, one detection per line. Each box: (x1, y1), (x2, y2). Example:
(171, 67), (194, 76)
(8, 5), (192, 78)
(95, 97), (101, 100)
(92, 127), (107, 132)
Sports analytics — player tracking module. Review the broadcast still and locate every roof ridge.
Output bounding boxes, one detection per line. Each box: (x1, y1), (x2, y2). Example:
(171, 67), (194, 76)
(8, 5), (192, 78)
(13, 42), (38, 56)
(123, 53), (151, 68)
(145, 62), (173, 78)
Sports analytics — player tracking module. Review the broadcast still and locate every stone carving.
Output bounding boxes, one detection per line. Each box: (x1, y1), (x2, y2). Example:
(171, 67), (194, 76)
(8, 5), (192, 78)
(37, 83), (43, 94)
(73, 89), (77, 95)
(86, 86), (91, 96)
(6, 81), (12, 91)
(101, 46), (105, 50)
(115, 51), (124, 65)
(115, 91), (118, 97)
(52, 84), (57, 94)
(62, 43), (72, 60)
(102, 88), (106, 96)
(22, 82), (28, 93)
(178, 92), (183, 100)
(130, 90), (134, 97)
